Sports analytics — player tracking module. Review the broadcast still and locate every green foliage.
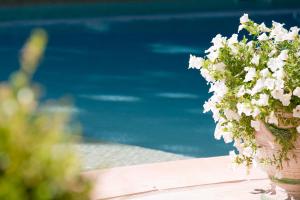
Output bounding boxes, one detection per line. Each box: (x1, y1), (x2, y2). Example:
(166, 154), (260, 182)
(0, 30), (91, 200)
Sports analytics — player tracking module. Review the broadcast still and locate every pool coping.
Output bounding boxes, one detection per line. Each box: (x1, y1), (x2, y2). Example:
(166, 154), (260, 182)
(82, 156), (268, 200)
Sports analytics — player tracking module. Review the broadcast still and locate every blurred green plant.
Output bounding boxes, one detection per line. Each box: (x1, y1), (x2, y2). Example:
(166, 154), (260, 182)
(0, 29), (91, 199)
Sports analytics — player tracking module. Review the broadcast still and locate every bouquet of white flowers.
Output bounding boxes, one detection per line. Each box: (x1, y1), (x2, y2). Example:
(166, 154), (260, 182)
(189, 14), (300, 169)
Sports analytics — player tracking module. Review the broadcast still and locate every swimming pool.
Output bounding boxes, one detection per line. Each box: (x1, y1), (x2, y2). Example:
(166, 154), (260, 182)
(0, 3), (300, 157)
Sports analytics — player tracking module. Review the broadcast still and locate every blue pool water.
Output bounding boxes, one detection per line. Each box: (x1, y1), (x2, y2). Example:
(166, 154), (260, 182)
(1, 5), (300, 157)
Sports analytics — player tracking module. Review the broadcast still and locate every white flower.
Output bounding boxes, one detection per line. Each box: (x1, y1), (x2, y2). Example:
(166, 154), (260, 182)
(200, 68), (215, 83)
(224, 109), (240, 121)
(238, 24), (244, 32)
(293, 105), (300, 118)
(244, 67), (256, 82)
(266, 111), (278, 126)
(274, 79), (284, 90)
(272, 68), (285, 80)
(207, 50), (219, 62)
(228, 34), (238, 45)
(214, 122), (223, 140)
(212, 111), (221, 122)
(281, 93), (292, 106)
(259, 68), (270, 78)
(250, 78), (265, 96)
(209, 81), (227, 98)
(203, 101), (212, 113)
(297, 126), (300, 134)
(264, 78), (275, 90)
(237, 85), (246, 97)
(270, 21), (288, 42)
(246, 41), (253, 47)
(251, 54), (260, 66)
(278, 50), (288, 61)
(214, 122), (233, 143)
(271, 88), (283, 99)
(223, 131), (233, 143)
(251, 94), (269, 106)
(240, 13), (249, 24)
(237, 102), (252, 116)
(258, 33), (269, 41)
(251, 107), (261, 118)
(188, 55), (204, 69)
(293, 87), (300, 97)
(267, 57), (285, 72)
(212, 62), (226, 72)
(259, 23), (270, 32)
(285, 26), (300, 40)
(207, 34), (226, 52)
(242, 146), (253, 157)
(251, 120), (260, 131)
(271, 88), (291, 106)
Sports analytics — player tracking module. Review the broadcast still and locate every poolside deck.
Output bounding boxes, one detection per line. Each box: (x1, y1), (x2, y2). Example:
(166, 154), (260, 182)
(82, 156), (288, 200)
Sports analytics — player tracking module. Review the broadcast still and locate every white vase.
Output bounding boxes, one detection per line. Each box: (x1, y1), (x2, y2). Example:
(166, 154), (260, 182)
(255, 121), (300, 199)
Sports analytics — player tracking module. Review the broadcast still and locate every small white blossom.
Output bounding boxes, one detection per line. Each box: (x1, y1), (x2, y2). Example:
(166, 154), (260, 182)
(209, 81), (227, 100)
(207, 50), (219, 62)
(274, 79), (284, 90)
(251, 120), (260, 131)
(214, 122), (223, 140)
(285, 26), (300, 40)
(237, 85), (246, 97)
(267, 57), (285, 72)
(207, 34), (226, 53)
(259, 68), (270, 78)
(251, 54), (260, 66)
(270, 21), (288, 42)
(250, 78), (265, 96)
(203, 101), (212, 113)
(223, 131), (233, 143)
(271, 88), (283, 99)
(272, 68), (285, 80)
(212, 62), (226, 72)
(244, 67), (256, 82)
(271, 88), (291, 106)
(258, 33), (269, 41)
(293, 87), (300, 98)
(224, 109), (240, 121)
(246, 41), (253, 47)
(189, 55), (204, 69)
(228, 34), (238, 44)
(237, 102), (252, 116)
(242, 146), (253, 157)
(259, 22), (270, 32)
(200, 68), (215, 83)
(278, 50), (288, 61)
(293, 105), (300, 118)
(214, 122), (233, 143)
(251, 94), (269, 106)
(240, 13), (249, 24)
(264, 78), (275, 90)
(251, 107), (261, 117)
(281, 93), (292, 106)
(238, 24), (244, 32)
(297, 126), (300, 134)
(266, 111), (278, 126)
